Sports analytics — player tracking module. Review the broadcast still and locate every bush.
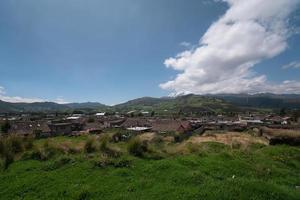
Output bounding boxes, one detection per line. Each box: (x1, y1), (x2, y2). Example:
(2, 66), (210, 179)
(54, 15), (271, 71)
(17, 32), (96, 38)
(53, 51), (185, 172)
(0, 134), (28, 169)
(42, 140), (65, 160)
(3, 151), (14, 170)
(9, 135), (24, 154)
(43, 156), (74, 171)
(231, 141), (242, 149)
(187, 143), (201, 153)
(1, 121), (11, 133)
(99, 136), (109, 152)
(24, 136), (34, 150)
(0, 137), (15, 169)
(151, 135), (164, 144)
(68, 147), (81, 154)
(84, 137), (97, 153)
(0, 139), (4, 156)
(27, 147), (45, 161)
(127, 138), (148, 157)
(99, 136), (121, 158)
(93, 156), (131, 168)
(87, 117), (95, 123)
(112, 131), (132, 142)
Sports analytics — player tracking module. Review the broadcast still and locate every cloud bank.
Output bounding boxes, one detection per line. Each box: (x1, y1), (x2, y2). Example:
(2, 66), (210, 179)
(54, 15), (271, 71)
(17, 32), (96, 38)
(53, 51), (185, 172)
(160, 0), (300, 95)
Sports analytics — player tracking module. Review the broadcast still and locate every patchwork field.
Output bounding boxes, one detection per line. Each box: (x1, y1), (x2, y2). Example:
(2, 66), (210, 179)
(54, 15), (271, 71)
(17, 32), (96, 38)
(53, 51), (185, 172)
(0, 132), (299, 200)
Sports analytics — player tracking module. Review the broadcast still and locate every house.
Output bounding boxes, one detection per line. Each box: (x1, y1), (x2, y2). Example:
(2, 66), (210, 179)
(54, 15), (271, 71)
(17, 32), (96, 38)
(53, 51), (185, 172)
(126, 127), (152, 132)
(121, 118), (151, 128)
(95, 112), (106, 117)
(8, 121), (51, 137)
(84, 122), (104, 134)
(151, 119), (192, 133)
(48, 123), (73, 136)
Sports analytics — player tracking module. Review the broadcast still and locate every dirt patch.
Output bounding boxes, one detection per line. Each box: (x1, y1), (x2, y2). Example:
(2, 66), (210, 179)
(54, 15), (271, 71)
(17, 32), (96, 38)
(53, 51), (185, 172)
(262, 128), (300, 138)
(137, 132), (157, 141)
(186, 132), (268, 147)
(262, 128), (300, 145)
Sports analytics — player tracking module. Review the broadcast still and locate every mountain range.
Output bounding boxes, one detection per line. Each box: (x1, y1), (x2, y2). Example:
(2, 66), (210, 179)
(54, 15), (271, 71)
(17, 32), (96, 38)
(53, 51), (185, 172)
(0, 93), (299, 113)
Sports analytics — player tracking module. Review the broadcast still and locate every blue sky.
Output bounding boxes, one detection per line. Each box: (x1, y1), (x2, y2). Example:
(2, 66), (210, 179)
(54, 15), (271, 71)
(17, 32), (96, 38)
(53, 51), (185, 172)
(0, 0), (299, 105)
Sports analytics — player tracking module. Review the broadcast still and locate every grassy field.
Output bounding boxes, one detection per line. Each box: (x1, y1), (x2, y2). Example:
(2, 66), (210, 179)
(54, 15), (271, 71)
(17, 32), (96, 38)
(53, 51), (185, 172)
(0, 133), (299, 200)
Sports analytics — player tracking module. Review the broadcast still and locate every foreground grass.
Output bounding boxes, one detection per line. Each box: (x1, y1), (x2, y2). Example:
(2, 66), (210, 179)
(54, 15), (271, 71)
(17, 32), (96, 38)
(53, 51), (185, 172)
(0, 139), (299, 200)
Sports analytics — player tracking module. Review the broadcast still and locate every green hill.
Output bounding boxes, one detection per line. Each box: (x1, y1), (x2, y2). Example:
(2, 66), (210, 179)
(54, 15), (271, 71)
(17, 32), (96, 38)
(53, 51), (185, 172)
(115, 94), (240, 115)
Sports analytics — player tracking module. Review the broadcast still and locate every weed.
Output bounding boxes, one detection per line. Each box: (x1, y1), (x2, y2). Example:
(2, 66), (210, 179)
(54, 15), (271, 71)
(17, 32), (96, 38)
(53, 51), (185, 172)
(84, 137), (97, 153)
(127, 138), (148, 157)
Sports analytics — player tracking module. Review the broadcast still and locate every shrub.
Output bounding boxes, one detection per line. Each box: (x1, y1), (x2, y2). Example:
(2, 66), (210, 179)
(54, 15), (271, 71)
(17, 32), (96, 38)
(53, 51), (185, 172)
(42, 139), (65, 160)
(24, 136), (34, 150)
(231, 141), (242, 149)
(87, 117), (95, 123)
(33, 130), (43, 138)
(0, 121), (11, 133)
(0, 139), (4, 156)
(84, 137), (97, 153)
(151, 135), (164, 144)
(44, 156), (74, 171)
(0, 138), (15, 169)
(127, 138), (148, 157)
(68, 146), (81, 154)
(93, 156), (131, 168)
(113, 157), (132, 168)
(0, 134), (30, 169)
(93, 157), (114, 168)
(3, 151), (14, 170)
(99, 136), (109, 152)
(112, 131), (132, 142)
(27, 147), (45, 161)
(9, 135), (24, 154)
(187, 142), (201, 153)
(99, 136), (121, 158)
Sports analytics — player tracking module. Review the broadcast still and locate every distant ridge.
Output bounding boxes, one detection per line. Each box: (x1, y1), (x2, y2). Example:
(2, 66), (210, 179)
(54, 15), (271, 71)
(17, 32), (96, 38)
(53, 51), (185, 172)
(0, 93), (299, 113)
(210, 93), (300, 109)
(0, 100), (108, 113)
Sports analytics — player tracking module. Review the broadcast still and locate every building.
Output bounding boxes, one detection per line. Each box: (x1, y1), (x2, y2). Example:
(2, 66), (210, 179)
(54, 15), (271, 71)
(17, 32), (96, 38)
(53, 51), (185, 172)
(48, 123), (73, 136)
(151, 119), (191, 133)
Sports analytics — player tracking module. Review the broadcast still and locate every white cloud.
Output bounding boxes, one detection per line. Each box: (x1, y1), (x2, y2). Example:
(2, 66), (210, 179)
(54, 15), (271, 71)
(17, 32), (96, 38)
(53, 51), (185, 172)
(53, 97), (70, 104)
(1, 86), (45, 103)
(179, 41), (191, 47)
(160, 0), (300, 95)
(282, 61), (300, 69)
(0, 86), (69, 104)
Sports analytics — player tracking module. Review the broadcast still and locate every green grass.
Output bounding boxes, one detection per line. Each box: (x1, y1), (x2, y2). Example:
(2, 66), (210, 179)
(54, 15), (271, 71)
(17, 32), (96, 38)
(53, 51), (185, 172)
(0, 138), (299, 200)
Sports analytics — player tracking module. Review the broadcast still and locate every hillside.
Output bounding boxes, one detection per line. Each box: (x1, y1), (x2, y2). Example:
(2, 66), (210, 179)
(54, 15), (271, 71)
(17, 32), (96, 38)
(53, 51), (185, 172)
(1, 93), (300, 114)
(0, 101), (108, 113)
(0, 101), (70, 113)
(212, 94), (300, 109)
(115, 94), (240, 115)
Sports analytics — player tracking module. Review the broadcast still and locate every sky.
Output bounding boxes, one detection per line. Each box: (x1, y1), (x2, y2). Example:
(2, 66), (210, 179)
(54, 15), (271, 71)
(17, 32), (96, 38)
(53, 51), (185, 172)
(0, 0), (300, 105)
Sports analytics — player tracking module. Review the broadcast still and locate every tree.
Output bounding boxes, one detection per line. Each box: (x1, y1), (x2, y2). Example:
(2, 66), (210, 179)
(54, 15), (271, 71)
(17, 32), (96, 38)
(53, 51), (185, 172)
(1, 121), (11, 134)
(130, 112), (134, 118)
(151, 111), (155, 117)
(279, 108), (286, 116)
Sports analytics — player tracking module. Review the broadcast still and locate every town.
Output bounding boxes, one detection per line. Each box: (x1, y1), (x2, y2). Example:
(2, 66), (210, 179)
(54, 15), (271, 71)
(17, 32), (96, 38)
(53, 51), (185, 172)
(1, 109), (299, 146)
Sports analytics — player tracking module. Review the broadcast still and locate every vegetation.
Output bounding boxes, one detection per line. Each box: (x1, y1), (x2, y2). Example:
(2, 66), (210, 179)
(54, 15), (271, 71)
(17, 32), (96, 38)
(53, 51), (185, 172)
(0, 133), (299, 199)
(0, 134), (34, 169)
(127, 138), (148, 157)
(0, 121), (11, 134)
(84, 137), (97, 153)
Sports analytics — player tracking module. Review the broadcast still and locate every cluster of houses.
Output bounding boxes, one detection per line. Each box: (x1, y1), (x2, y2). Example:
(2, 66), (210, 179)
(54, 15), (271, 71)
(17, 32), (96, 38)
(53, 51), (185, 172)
(0, 111), (298, 139)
